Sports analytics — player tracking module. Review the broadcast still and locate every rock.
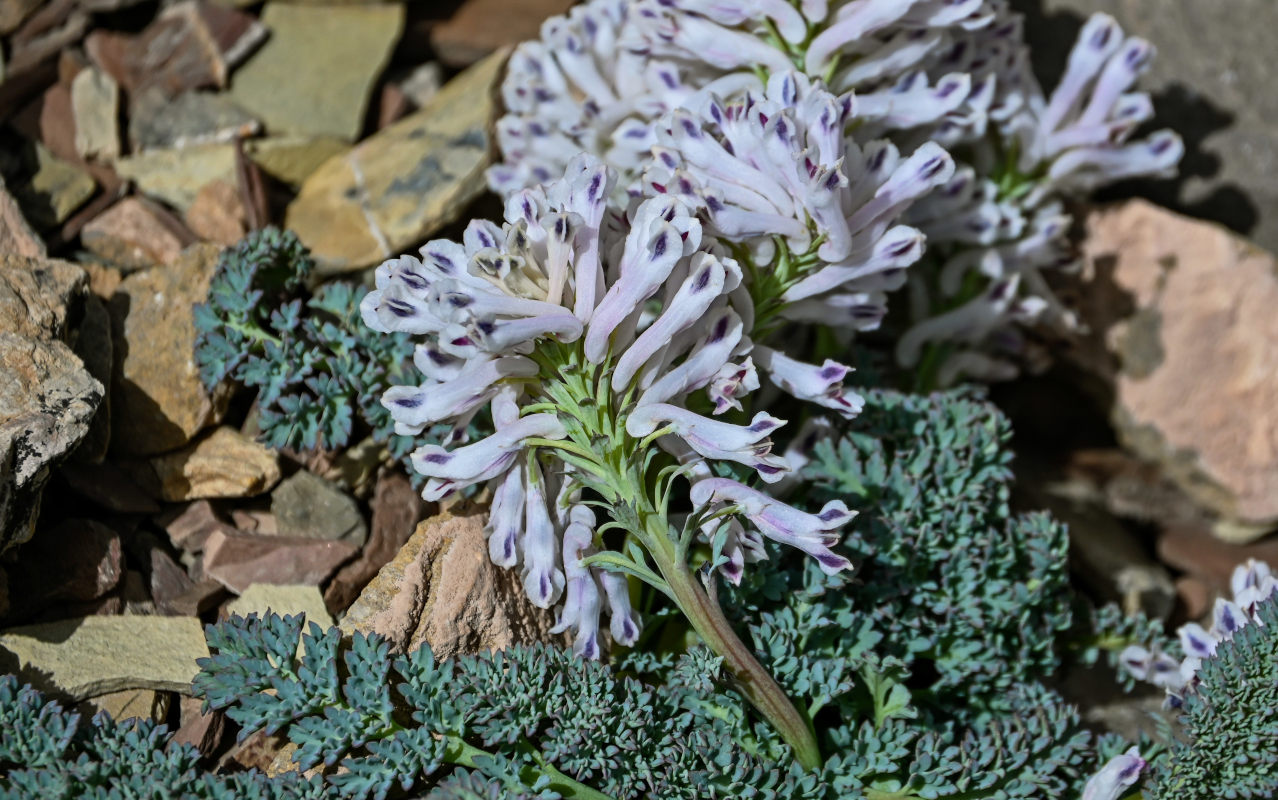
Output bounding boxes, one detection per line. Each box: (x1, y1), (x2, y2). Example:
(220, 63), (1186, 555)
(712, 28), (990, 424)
(11, 83), (77, 165)
(115, 144), (238, 212)
(227, 584), (335, 629)
(1175, 575), (1213, 620)
(1073, 202), (1278, 533)
(161, 578), (227, 618)
(59, 461), (160, 513)
(70, 67), (120, 161)
(6, 519), (122, 614)
(185, 180), (247, 245)
(129, 88), (260, 152)
(324, 469), (426, 613)
(14, 142), (96, 229)
(173, 694), (225, 756)
(81, 198), (185, 271)
(244, 135), (349, 186)
(201, 529), (357, 594)
(5, 7), (87, 76)
(270, 470), (367, 547)
(396, 62), (442, 108)
(148, 427), (281, 502)
(1157, 524), (1278, 597)
(149, 548), (196, 615)
(431, 0), (573, 66)
(84, 1), (266, 97)
(0, 0), (42, 34)
(229, 3), (404, 141)
(285, 50), (504, 273)
(228, 508), (277, 535)
(0, 175), (46, 257)
(0, 255), (101, 553)
(88, 688), (167, 723)
(109, 243), (228, 456)
(69, 294), (114, 462)
(1065, 449), (1207, 528)
(1025, 0), (1278, 253)
(80, 261), (122, 300)
(0, 616), (209, 700)
(340, 512), (557, 659)
(157, 500), (236, 552)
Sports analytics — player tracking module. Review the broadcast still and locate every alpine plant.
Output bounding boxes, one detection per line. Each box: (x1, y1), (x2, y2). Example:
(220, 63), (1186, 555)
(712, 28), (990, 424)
(361, 155), (856, 768)
(488, 0), (1182, 387)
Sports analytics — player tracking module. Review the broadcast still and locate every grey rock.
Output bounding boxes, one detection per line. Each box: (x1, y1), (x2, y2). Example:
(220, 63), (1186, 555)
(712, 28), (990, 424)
(0, 256), (102, 553)
(70, 67), (121, 162)
(129, 88), (260, 152)
(271, 470), (367, 547)
(1022, 0), (1278, 251)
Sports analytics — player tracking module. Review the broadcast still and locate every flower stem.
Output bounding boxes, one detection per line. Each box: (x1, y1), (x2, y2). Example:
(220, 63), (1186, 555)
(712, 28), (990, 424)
(639, 510), (823, 771)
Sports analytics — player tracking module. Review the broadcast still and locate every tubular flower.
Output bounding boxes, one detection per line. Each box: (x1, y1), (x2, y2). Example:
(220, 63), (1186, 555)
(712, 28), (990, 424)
(1120, 559), (1276, 707)
(1082, 747), (1146, 800)
(642, 70), (954, 336)
(362, 155), (853, 657)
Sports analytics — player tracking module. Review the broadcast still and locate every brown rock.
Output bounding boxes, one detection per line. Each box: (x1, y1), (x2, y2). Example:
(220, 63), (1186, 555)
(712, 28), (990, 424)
(0, 0), (43, 35)
(82, 198), (185, 271)
(148, 427), (281, 502)
(87, 688), (167, 723)
(68, 293), (113, 462)
(80, 261), (122, 300)
(149, 548), (196, 613)
(0, 175), (46, 258)
(185, 180), (247, 246)
(158, 500), (236, 552)
(1157, 524), (1278, 596)
(431, 0), (573, 67)
(1074, 201), (1278, 532)
(229, 509), (277, 535)
(59, 461), (158, 513)
(109, 243), (228, 456)
(339, 511), (557, 659)
(161, 578), (227, 617)
(5, 8), (87, 75)
(201, 529), (357, 594)
(6, 519), (122, 616)
(324, 469), (427, 613)
(1175, 575), (1213, 621)
(84, 1), (265, 97)
(224, 730), (290, 773)
(173, 694), (226, 756)
(285, 50), (504, 273)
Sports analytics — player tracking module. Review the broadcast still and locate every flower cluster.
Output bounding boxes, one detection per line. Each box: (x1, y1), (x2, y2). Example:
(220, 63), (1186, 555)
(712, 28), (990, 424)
(362, 156), (854, 661)
(488, 0), (1182, 387)
(1082, 746), (1146, 800)
(1120, 559), (1276, 706)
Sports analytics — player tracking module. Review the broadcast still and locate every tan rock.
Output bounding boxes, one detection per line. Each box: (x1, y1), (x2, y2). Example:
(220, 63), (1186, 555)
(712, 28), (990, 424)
(245, 135), (350, 186)
(1075, 201), (1278, 532)
(229, 3), (404, 141)
(0, 175), (46, 258)
(109, 243), (228, 456)
(0, 0), (42, 34)
(17, 142), (96, 228)
(340, 511), (558, 659)
(149, 427), (281, 501)
(185, 180), (247, 246)
(81, 261), (122, 300)
(0, 616), (209, 700)
(227, 584), (335, 628)
(70, 67), (120, 161)
(285, 50), (505, 274)
(88, 688), (167, 723)
(115, 144), (237, 212)
(432, 0), (573, 66)
(82, 197), (185, 271)
(202, 529), (357, 594)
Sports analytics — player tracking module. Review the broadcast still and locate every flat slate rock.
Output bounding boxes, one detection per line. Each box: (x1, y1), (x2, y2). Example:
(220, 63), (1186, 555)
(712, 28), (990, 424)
(270, 469), (367, 547)
(129, 88), (260, 152)
(230, 2), (404, 142)
(285, 49), (504, 273)
(227, 584), (335, 628)
(115, 144), (237, 212)
(0, 616), (209, 700)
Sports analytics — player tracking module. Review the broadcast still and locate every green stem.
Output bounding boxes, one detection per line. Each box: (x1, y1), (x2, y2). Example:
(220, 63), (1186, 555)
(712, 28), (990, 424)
(637, 510), (823, 771)
(445, 736), (614, 800)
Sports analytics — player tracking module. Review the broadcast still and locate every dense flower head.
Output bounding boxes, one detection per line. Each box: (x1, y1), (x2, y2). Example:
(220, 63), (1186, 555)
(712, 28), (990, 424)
(362, 156), (857, 656)
(1121, 559), (1276, 706)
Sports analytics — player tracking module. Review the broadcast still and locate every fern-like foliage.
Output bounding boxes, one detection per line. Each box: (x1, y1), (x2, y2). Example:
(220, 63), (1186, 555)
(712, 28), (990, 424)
(789, 388), (1074, 716)
(192, 612), (819, 800)
(0, 674), (326, 799)
(192, 228), (418, 459)
(1146, 597), (1278, 799)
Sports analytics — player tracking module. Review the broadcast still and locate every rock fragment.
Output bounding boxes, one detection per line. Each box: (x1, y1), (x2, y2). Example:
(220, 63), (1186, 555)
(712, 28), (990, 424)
(0, 175), (46, 257)
(324, 469), (425, 613)
(70, 67), (120, 161)
(227, 584), (335, 628)
(270, 470), (367, 547)
(201, 529), (356, 594)
(114, 144), (238, 212)
(147, 427), (281, 502)
(431, 0), (573, 66)
(81, 197), (185, 271)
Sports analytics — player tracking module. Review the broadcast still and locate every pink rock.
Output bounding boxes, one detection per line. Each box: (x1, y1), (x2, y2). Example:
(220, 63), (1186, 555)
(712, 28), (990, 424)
(1074, 201), (1278, 532)
(173, 694), (225, 756)
(324, 469), (426, 614)
(81, 198), (186, 271)
(156, 500), (236, 553)
(202, 529), (357, 594)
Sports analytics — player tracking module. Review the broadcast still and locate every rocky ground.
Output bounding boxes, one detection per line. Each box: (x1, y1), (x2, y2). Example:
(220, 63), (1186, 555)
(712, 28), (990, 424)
(0, 0), (1275, 766)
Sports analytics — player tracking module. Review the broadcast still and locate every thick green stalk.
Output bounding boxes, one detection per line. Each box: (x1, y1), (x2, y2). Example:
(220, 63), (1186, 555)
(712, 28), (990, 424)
(636, 506), (823, 771)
